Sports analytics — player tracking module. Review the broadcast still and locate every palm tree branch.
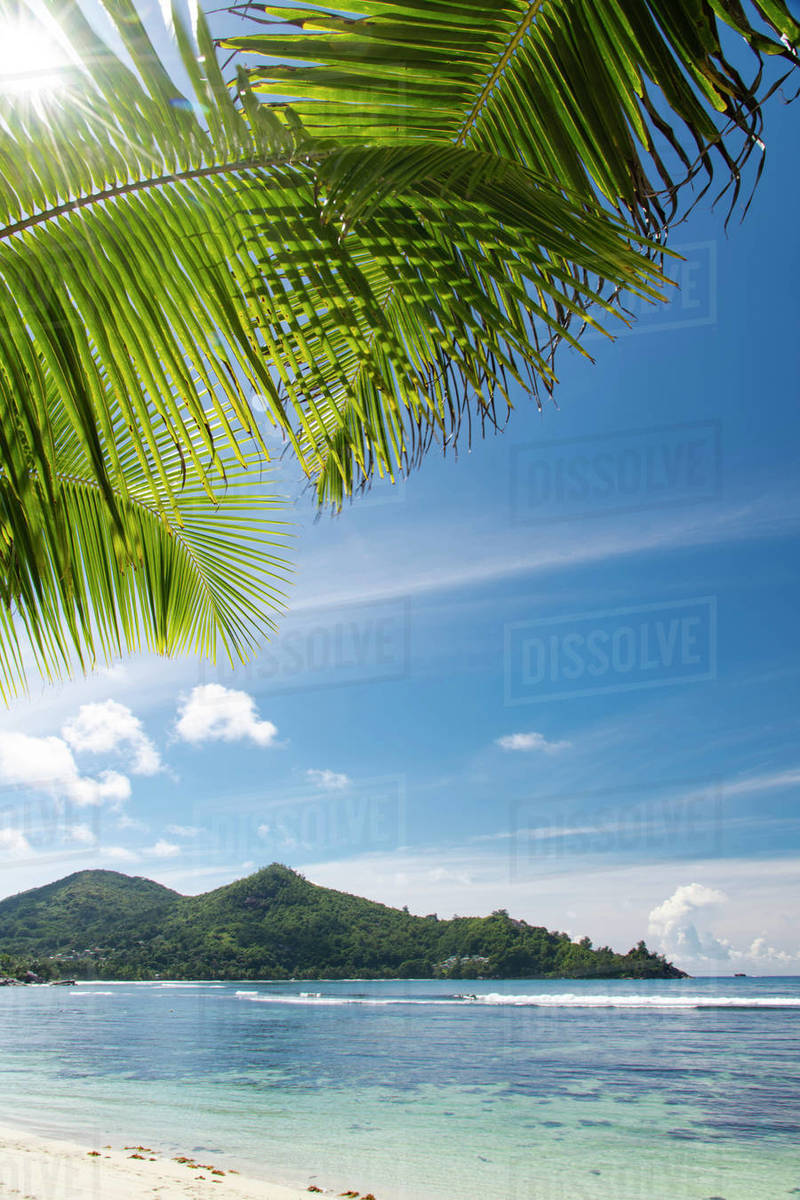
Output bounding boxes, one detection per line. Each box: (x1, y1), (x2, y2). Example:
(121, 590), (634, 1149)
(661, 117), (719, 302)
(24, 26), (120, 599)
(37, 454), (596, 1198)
(455, 0), (546, 147)
(0, 378), (292, 700)
(226, 0), (799, 230)
(0, 153), (321, 243)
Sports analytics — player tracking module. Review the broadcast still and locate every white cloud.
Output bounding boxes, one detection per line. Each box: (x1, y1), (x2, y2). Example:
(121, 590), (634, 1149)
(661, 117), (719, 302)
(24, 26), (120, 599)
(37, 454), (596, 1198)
(62, 700), (162, 775)
(65, 823), (97, 846)
(648, 883), (731, 961)
(495, 731), (571, 754)
(149, 839), (181, 859)
(103, 846), (140, 862)
(0, 731), (131, 807)
(744, 936), (800, 966)
(175, 685), (278, 748)
(285, 492), (800, 613)
(306, 768), (350, 791)
(0, 828), (32, 857)
(117, 814), (148, 832)
(648, 882), (800, 969)
(648, 882), (728, 936)
(720, 768), (800, 798)
(71, 771), (130, 807)
(165, 824), (204, 838)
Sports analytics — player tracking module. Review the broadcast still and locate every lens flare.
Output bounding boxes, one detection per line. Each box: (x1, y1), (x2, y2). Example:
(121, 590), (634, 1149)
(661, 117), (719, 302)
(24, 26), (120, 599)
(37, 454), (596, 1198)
(0, 19), (72, 97)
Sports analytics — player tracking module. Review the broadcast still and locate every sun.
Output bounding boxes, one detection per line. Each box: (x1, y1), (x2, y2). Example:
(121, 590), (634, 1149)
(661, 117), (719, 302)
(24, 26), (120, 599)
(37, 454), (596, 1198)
(0, 18), (72, 97)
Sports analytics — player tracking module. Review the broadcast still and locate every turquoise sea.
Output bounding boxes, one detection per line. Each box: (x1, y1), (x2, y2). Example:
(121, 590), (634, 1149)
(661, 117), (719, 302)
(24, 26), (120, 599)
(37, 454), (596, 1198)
(1, 977), (798, 1199)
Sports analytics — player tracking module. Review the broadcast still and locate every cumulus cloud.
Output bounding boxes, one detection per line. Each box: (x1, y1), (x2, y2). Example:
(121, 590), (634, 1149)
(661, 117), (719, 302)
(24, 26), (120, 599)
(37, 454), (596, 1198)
(175, 685), (277, 748)
(306, 768), (350, 791)
(744, 937), (800, 966)
(0, 731), (131, 807)
(495, 731), (571, 754)
(62, 700), (162, 775)
(148, 839), (180, 859)
(165, 824), (204, 838)
(0, 828), (32, 857)
(649, 883), (727, 935)
(648, 883), (730, 961)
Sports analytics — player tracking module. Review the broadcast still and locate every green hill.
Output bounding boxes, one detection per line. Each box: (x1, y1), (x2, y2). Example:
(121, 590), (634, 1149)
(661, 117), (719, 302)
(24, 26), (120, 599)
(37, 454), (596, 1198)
(0, 864), (686, 981)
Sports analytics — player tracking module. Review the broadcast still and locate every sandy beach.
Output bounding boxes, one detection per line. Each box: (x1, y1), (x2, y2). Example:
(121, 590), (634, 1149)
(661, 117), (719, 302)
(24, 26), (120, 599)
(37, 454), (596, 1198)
(0, 1123), (342, 1200)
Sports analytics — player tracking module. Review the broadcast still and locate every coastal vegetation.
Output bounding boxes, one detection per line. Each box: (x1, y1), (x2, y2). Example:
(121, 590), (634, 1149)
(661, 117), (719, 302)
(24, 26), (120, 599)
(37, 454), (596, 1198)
(0, 864), (686, 980)
(0, 1), (797, 696)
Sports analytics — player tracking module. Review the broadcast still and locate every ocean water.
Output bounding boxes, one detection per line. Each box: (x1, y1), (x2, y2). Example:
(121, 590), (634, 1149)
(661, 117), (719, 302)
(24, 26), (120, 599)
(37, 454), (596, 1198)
(0, 976), (798, 1199)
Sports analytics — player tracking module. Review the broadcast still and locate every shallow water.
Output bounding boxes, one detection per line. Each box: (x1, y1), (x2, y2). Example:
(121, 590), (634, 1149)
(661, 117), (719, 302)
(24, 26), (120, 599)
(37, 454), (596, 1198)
(1, 976), (798, 1199)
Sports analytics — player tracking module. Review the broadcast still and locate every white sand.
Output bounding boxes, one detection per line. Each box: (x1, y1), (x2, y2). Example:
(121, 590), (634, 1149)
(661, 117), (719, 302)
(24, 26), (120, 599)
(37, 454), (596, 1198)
(0, 1123), (340, 1200)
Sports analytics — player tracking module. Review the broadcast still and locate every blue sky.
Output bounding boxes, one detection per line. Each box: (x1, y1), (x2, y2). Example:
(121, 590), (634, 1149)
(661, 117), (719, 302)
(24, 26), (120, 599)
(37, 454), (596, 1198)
(1, 17), (799, 975)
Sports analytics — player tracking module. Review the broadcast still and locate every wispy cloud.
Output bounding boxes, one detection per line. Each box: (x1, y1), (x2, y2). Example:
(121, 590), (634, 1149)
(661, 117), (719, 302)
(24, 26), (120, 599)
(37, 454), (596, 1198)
(65, 823), (98, 846)
(117, 814), (149, 832)
(495, 731), (571, 754)
(306, 768), (350, 791)
(717, 768), (800, 797)
(289, 493), (800, 611)
(165, 824), (204, 838)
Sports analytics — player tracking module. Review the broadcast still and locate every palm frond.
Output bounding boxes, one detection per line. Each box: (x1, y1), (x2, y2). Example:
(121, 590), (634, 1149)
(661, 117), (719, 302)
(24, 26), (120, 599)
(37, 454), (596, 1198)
(0, 371), (292, 702)
(2, 0), (672, 521)
(4, 0), (797, 693)
(227, 0), (799, 231)
(242, 143), (670, 503)
(0, 0), (310, 537)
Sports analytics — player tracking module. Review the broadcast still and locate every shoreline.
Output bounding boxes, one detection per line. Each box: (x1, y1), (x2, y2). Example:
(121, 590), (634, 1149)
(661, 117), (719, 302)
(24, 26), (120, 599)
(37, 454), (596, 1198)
(0, 1122), (347, 1200)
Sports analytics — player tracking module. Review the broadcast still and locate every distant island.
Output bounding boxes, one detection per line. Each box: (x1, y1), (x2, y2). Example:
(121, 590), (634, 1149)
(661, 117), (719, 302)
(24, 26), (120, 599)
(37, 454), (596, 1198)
(0, 864), (687, 982)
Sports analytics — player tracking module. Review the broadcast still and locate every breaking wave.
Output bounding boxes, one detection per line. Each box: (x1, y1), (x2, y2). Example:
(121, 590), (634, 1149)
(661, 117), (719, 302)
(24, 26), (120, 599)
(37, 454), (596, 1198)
(233, 990), (800, 1010)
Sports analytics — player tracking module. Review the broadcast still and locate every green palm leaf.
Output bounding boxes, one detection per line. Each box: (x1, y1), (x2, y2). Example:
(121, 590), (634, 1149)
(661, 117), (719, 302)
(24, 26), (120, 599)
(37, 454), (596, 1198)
(0, 0), (309, 528)
(1, 0), (670, 520)
(224, 0), (798, 499)
(0, 369), (291, 701)
(228, 0), (799, 230)
(246, 142), (669, 503)
(0, 0), (305, 693)
(3, 0), (797, 693)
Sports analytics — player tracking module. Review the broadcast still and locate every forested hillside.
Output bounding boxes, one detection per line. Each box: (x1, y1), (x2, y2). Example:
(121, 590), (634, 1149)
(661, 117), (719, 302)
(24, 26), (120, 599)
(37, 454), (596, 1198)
(0, 865), (686, 980)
